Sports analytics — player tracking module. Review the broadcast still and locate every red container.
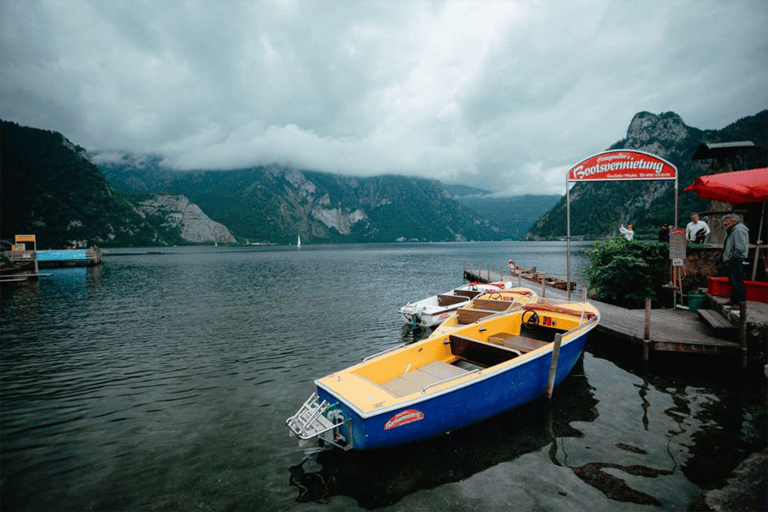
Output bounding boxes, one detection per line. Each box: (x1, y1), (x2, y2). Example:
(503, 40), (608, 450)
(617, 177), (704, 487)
(706, 277), (768, 301)
(707, 277), (731, 297)
(746, 280), (768, 301)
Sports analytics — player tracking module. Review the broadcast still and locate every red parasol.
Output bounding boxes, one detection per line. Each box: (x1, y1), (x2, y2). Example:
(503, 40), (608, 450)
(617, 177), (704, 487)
(684, 168), (768, 203)
(685, 167), (768, 280)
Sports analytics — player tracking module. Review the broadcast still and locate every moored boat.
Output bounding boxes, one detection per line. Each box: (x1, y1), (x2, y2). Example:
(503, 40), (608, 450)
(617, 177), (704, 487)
(286, 296), (600, 451)
(399, 281), (513, 328)
(508, 260), (576, 291)
(430, 287), (537, 338)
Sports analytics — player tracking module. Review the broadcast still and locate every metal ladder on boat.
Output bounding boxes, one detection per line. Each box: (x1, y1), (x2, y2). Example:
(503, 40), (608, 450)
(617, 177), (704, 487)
(286, 392), (338, 441)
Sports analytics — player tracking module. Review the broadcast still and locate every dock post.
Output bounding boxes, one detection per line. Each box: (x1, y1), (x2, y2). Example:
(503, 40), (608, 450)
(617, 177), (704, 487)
(643, 298), (651, 361)
(517, 274), (521, 287)
(541, 281), (546, 298)
(546, 333), (563, 399)
(487, 264), (490, 282)
(582, 288), (587, 302)
(738, 302), (748, 368)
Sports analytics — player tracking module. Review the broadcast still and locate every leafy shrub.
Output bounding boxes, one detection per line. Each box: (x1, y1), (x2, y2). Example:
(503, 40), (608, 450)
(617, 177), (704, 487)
(586, 237), (669, 308)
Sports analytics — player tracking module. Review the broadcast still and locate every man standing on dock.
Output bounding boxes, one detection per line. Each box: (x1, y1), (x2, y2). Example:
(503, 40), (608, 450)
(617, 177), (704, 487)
(721, 213), (749, 306)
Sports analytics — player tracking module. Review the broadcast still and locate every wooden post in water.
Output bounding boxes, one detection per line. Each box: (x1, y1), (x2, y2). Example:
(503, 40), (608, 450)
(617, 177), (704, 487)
(546, 333), (563, 399)
(643, 298), (652, 361)
(541, 281), (546, 298)
(738, 302), (748, 368)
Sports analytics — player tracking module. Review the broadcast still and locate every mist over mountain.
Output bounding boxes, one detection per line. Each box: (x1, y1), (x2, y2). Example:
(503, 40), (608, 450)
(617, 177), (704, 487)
(3, 110), (765, 248)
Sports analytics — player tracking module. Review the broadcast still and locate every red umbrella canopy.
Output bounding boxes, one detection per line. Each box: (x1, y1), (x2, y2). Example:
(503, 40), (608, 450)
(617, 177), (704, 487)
(684, 168), (768, 204)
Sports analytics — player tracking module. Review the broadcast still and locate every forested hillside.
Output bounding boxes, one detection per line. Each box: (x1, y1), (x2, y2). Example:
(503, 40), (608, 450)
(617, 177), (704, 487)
(529, 110), (768, 239)
(0, 121), (170, 247)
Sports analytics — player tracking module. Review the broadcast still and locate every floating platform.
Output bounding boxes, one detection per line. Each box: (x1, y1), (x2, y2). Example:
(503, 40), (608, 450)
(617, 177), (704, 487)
(5, 248), (103, 269)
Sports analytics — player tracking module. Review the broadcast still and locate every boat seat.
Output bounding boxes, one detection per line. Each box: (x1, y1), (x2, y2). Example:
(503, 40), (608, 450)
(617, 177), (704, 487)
(471, 299), (512, 311)
(487, 333), (549, 353)
(456, 308), (497, 324)
(381, 361), (468, 398)
(449, 334), (521, 367)
(454, 289), (482, 299)
(437, 294), (470, 306)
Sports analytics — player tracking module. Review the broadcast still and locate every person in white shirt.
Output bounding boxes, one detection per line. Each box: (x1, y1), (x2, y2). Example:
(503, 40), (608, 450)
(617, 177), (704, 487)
(685, 213), (710, 243)
(619, 224), (634, 241)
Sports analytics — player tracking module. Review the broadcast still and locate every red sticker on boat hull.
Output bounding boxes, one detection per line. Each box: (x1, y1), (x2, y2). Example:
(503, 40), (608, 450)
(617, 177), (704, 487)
(384, 409), (424, 430)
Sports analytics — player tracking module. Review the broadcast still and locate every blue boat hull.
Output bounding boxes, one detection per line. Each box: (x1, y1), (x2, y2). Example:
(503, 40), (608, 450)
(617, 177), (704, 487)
(316, 331), (588, 450)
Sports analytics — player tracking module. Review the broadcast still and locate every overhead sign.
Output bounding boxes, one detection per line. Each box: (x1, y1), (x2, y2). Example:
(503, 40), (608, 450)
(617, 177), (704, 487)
(15, 234), (36, 243)
(568, 150), (677, 182)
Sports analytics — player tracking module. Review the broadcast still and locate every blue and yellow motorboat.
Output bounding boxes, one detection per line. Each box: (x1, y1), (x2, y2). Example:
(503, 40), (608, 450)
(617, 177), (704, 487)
(286, 297), (599, 451)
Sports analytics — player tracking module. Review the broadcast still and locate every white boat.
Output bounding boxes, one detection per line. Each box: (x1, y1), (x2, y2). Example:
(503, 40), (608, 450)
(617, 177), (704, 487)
(399, 281), (513, 328)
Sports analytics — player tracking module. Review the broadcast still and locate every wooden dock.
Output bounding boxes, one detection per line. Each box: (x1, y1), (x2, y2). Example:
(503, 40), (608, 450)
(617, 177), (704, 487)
(463, 266), (753, 360)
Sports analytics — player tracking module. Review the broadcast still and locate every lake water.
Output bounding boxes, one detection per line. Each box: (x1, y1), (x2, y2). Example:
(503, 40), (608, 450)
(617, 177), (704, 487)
(1, 242), (765, 511)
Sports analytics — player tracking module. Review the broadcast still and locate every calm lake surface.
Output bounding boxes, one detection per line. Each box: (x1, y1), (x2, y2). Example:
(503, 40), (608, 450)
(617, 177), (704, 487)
(1, 242), (765, 511)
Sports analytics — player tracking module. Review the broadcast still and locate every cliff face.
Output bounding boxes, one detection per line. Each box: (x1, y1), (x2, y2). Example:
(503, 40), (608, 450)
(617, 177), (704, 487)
(134, 195), (236, 244)
(623, 111), (693, 154)
(101, 162), (505, 244)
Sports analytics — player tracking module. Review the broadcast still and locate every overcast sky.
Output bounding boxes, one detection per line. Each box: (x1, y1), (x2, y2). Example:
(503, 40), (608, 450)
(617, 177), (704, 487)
(2, 0), (766, 195)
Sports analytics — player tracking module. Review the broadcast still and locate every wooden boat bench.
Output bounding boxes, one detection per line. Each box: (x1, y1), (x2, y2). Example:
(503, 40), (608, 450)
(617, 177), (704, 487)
(471, 299), (512, 311)
(381, 361), (469, 397)
(437, 294), (471, 306)
(455, 289), (482, 299)
(448, 334), (522, 368)
(486, 333), (550, 353)
(456, 308), (497, 324)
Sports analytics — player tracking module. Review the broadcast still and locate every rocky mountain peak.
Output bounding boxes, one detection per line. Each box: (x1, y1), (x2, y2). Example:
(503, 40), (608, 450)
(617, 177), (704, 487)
(624, 111), (691, 156)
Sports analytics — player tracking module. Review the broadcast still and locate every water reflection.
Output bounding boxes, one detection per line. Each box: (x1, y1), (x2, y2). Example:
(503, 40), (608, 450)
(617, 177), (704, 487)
(289, 357), (599, 508)
(588, 333), (767, 492)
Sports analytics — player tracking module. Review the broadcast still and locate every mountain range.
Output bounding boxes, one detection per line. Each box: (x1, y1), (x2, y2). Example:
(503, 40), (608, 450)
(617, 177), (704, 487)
(1, 110), (765, 248)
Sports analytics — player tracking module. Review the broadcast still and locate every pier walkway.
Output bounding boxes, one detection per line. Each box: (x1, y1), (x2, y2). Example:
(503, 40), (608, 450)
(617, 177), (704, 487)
(464, 266), (768, 362)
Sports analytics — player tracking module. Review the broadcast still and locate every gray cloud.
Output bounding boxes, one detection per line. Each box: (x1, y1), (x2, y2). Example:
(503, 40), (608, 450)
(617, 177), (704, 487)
(1, 0), (766, 195)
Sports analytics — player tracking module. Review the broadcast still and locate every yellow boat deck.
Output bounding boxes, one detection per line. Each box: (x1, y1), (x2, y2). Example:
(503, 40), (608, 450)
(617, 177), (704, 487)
(317, 300), (599, 416)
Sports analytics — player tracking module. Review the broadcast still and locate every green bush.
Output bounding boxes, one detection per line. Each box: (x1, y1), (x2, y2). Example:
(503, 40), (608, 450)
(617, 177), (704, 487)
(586, 237), (669, 309)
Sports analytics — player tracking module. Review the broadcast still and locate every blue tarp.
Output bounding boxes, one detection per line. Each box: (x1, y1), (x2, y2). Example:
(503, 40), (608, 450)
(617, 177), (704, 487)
(36, 249), (87, 261)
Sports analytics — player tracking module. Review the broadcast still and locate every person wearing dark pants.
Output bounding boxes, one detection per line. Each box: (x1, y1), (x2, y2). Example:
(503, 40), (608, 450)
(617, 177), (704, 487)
(721, 213), (749, 306)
